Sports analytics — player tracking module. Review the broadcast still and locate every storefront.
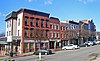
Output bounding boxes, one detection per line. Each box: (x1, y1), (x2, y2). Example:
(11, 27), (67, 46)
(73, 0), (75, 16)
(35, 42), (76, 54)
(61, 40), (68, 47)
(36, 40), (49, 50)
(49, 39), (61, 49)
(0, 41), (8, 55)
(24, 40), (34, 53)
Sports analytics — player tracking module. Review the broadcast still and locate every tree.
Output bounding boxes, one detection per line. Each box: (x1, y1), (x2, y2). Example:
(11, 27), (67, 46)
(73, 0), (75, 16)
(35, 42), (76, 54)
(33, 28), (49, 50)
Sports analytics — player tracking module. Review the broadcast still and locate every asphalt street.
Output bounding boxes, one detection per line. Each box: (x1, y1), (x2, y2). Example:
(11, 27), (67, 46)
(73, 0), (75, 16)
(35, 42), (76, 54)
(3, 45), (100, 61)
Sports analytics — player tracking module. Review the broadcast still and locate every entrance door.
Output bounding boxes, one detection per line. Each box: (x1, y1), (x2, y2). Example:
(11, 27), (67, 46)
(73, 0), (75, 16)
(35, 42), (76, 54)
(49, 41), (54, 49)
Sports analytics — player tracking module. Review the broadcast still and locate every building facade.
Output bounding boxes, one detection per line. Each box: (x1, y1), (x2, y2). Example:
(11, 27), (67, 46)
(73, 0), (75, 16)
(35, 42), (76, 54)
(81, 19), (96, 41)
(79, 20), (89, 44)
(0, 8), (96, 55)
(88, 19), (96, 41)
(5, 8), (50, 53)
(49, 17), (60, 49)
(60, 22), (68, 46)
(66, 20), (79, 45)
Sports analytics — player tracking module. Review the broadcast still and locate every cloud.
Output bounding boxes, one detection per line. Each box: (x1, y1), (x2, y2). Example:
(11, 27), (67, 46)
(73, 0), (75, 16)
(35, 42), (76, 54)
(78, 0), (96, 4)
(28, 0), (32, 2)
(44, 0), (53, 5)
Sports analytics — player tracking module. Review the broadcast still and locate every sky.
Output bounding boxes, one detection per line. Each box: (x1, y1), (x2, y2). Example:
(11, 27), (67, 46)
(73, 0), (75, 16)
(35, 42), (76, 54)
(0, 0), (100, 33)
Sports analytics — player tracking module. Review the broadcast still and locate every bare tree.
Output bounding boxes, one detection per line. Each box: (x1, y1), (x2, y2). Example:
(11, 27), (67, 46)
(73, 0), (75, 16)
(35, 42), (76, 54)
(33, 28), (48, 50)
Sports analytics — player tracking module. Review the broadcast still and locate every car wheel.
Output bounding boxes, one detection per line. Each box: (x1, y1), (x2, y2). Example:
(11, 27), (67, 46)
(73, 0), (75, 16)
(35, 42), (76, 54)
(64, 48), (67, 50)
(72, 47), (75, 50)
(45, 53), (48, 55)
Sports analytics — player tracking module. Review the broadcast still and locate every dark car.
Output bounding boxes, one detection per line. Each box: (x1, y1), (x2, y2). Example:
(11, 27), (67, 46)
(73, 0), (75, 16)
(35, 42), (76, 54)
(79, 43), (87, 47)
(33, 49), (52, 55)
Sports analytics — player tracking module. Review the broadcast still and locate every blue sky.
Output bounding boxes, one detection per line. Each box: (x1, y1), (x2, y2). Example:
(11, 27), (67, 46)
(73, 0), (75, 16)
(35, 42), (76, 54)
(0, 0), (100, 33)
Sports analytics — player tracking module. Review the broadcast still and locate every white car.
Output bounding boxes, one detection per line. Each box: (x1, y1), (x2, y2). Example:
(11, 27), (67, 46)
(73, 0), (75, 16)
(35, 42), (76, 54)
(85, 41), (93, 46)
(62, 44), (79, 50)
(95, 41), (100, 44)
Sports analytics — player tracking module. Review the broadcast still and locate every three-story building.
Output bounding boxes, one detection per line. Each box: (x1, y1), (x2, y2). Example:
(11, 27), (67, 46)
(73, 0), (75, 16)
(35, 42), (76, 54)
(5, 8), (50, 53)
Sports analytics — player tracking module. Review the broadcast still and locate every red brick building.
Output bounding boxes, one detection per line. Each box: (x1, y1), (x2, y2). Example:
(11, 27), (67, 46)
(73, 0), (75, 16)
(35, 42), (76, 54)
(49, 17), (60, 49)
(5, 8), (50, 53)
(60, 23), (68, 46)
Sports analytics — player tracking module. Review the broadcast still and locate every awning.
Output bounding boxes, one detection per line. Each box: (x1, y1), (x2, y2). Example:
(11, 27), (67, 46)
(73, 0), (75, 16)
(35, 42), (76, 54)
(0, 41), (8, 44)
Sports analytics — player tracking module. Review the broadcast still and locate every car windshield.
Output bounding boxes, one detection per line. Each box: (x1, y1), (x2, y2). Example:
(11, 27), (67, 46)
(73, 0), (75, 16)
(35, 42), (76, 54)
(38, 50), (48, 52)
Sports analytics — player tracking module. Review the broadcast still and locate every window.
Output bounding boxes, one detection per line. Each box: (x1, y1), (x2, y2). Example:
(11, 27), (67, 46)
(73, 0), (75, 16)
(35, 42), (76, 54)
(7, 21), (8, 28)
(57, 33), (58, 38)
(57, 25), (59, 30)
(30, 28), (33, 38)
(57, 33), (60, 38)
(18, 19), (20, 26)
(10, 20), (11, 27)
(64, 34), (66, 38)
(50, 24), (52, 29)
(58, 33), (60, 38)
(61, 26), (63, 30)
(9, 31), (11, 36)
(54, 24), (56, 30)
(50, 33), (52, 38)
(24, 28), (28, 38)
(25, 17), (28, 26)
(61, 34), (62, 38)
(46, 20), (48, 28)
(30, 18), (34, 26)
(36, 18), (39, 27)
(63, 27), (65, 30)
(7, 32), (8, 36)
(41, 30), (44, 37)
(56, 25), (58, 30)
(46, 30), (48, 37)
(41, 19), (44, 27)
(54, 32), (56, 38)
(18, 30), (20, 36)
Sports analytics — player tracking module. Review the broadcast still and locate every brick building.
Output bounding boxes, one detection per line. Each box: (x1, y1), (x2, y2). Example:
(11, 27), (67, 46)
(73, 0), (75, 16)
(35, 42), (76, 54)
(60, 22), (68, 46)
(0, 8), (96, 55)
(5, 8), (50, 54)
(49, 17), (60, 49)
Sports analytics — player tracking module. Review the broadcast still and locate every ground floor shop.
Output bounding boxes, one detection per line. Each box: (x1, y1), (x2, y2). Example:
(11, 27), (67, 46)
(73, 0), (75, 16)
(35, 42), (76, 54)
(61, 40), (69, 47)
(49, 39), (61, 49)
(23, 40), (49, 53)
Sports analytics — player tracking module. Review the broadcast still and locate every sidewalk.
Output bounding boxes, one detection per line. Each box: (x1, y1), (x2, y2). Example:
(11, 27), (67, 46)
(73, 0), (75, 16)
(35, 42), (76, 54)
(0, 52), (34, 60)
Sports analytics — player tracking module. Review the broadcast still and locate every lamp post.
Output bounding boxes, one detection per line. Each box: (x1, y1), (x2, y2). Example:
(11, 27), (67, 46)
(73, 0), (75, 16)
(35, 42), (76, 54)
(15, 38), (18, 56)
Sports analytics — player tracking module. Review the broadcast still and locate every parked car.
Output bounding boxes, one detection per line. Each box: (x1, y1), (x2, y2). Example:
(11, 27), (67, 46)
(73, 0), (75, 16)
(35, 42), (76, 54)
(79, 43), (87, 47)
(62, 44), (79, 50)
(95, 41), (100, 44)
(92, 41), (97, 45)
(84, 41), (93, 46)
(33, 49), (52, 55)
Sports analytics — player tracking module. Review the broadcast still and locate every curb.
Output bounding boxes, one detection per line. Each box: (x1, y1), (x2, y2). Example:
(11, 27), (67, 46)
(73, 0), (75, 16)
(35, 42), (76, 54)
(86, 53), (98, 61)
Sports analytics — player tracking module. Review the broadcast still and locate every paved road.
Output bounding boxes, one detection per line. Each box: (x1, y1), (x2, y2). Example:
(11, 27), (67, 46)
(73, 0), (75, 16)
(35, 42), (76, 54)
(4, 45), (100, 61)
